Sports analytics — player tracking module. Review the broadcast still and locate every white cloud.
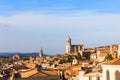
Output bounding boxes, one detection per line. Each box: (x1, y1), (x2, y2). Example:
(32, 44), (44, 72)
(0, 11), (120, 28)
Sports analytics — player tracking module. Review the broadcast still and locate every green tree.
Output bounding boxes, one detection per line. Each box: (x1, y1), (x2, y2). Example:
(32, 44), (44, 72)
(59, 57), (66, 64)
(76, 54), (82, 60)
(105, 54), (113, 61)
(67, 55), (73, 62)
(89, 61), (93, 65)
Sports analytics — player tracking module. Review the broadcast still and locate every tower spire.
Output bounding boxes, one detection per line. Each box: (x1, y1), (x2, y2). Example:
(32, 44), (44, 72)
(39, 47), (43, 57)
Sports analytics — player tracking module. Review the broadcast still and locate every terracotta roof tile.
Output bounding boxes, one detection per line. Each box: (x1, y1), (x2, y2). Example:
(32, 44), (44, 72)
(103, 58), (120, 65)
(85, 71), (102, 77)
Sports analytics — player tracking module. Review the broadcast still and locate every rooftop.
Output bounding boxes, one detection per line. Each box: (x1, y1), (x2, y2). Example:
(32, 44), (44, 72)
(85, 71), (102, 77)
(103, 58), (120, 65)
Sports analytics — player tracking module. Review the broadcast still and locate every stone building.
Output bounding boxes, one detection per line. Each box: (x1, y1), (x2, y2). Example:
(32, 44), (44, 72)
(65, 36), (84, 55)
(65, 37), (120, 62)
(12, 54), (20, 60)
(39, 47), (43, 57)
(94, 44), (120, 62)
(36, 47), (44, 64)
(29, 56), (34, 63)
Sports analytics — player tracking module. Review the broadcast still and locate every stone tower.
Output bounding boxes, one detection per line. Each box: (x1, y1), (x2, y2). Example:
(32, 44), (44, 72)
(39, 47), (43, 57)
(117, 44), (120, 58)
(66, 36), (71, 53)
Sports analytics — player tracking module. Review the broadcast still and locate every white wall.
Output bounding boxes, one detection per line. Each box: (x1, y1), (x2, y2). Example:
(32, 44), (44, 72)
(102, 65), (120, 80)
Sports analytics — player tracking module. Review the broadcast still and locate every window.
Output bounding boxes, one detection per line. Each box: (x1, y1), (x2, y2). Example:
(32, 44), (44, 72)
(106, 70), (110, 80)
(96, 77), (100, 80)
(89, 76), (92, 80)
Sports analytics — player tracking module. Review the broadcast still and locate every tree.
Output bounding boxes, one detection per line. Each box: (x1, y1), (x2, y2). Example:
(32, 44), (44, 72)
(67, 55), (73, 62)
(76, 54), (82, 60)
(89, 61), (93, 65)
(59, 57), (66, 64)
(105, 54), (113, 61)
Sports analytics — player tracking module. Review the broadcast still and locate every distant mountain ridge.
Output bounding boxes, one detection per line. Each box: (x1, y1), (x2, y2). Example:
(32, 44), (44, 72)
(0, 52), (49, 58)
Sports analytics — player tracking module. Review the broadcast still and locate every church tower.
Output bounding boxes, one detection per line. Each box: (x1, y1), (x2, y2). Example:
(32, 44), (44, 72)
(117, 44), (120, 58)
(39, 47), (43, 57)
(66, 36), (71, 53)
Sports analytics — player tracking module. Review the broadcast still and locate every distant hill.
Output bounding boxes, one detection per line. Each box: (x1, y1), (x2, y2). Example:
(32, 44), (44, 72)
(0, 52), (49, 58)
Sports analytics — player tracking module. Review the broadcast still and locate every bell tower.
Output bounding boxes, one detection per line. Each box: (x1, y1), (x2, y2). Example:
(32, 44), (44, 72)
(66, 36), (71, 53)
(39, 47), (43, 57)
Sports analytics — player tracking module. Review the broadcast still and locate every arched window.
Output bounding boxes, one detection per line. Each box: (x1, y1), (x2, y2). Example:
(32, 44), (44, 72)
(96, 77), (100, 80)
(89, 76), (92, 80)
(106, 70), (110, 80)
(115, 70), (120, 80)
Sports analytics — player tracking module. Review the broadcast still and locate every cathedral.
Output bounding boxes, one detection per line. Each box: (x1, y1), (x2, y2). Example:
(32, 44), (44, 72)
(65, 36), (120, 62)
(65, 36), (84, 55)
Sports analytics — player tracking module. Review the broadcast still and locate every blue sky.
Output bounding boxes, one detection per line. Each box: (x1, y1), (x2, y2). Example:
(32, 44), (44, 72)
(0, 0), (120, 54)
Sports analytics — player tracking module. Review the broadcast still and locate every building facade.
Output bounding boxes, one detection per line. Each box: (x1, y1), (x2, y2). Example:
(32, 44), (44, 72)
(65, 37), (120, 62)
(65, 36), (84, 55)
(102, 58), (120, 80)
(12, 54), (20, 60)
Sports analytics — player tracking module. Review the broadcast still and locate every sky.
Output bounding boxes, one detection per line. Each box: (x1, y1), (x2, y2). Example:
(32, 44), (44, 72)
(0, 0), (120, 54)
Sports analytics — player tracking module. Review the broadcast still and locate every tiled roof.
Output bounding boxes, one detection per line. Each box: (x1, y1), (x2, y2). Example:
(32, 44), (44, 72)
(85, 71), (102, 77)
(65, 65), (81, 76)
(103, 58), (120, 65)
